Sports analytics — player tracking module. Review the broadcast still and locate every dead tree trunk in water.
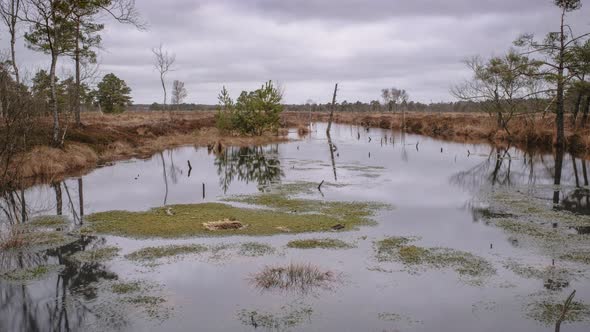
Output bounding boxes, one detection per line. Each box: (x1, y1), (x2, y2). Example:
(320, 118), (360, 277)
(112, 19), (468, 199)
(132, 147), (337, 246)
(327, 132), (338, 181)
(582, 160), (589, 186)
(326, 83), (338, 135)
(53, 183), (62, 216)
(78, 178), (84, 223)
(553, 147), (565, 205)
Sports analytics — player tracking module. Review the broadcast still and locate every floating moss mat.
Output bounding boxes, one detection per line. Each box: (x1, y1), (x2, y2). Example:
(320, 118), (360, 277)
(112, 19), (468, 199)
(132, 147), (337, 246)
(85, 201), (383, 238)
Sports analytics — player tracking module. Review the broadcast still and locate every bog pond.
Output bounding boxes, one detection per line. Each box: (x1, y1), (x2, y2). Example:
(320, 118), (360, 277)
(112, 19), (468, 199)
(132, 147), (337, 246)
(1, 123), (590, 331)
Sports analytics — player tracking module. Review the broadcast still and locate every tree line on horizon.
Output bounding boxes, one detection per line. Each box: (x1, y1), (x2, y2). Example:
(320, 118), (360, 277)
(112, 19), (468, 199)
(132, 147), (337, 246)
(1, 0), (589, 150)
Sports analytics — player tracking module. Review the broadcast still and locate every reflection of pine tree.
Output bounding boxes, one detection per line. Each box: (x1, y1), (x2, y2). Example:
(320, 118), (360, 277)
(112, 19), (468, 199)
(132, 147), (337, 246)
(215, 145), (284, 194)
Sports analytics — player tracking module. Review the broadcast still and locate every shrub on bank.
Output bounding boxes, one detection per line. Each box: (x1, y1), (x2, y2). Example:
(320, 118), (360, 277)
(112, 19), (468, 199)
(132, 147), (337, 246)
(215, 81), (283, 135)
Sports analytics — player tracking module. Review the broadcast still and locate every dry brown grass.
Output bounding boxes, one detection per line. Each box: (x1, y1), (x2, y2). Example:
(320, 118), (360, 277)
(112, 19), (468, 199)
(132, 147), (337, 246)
(6, 110), (589, 187)
(4, 111), (288, 186)
(283, 111), (590, 156)
(251, 262), (337, 294)
(0, 227), (28, 250)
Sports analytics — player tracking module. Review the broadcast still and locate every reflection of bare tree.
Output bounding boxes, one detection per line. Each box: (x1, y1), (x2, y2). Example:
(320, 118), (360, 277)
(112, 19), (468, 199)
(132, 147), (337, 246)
(160, 152), (169, 205)
(451, 147), (516, 190)
(167, 150), (182, 185)
(62, 182), (80, 224)
(0, 189), (27, 224)
(78, 178), (84, 223)
(559, 188), (590, 216)
(327, 132), (338, 181)
(215, 145), (283, 194)
(0, 236), (125, 332)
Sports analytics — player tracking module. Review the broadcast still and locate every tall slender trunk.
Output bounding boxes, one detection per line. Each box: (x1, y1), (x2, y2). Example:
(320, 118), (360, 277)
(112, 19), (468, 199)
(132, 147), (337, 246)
(572, 91), (582, 126)
(581, 95), (590, 127)
(326, 83), (338, 135)
(54, 183), (62, 216)
(9, 0), (20, 85)
(20, 188), (25, 223)
(553, 146), (564, 205)
(582, 160), (589, 186)
(572, 155), (580, 188)
(160, 73), (167, 110)
(10, 27), (19, 85)
(555, 8), (566, 148)
(78, 178), (84, 223)
(74, 18), (81, 126)
(49, 53), (60, 146)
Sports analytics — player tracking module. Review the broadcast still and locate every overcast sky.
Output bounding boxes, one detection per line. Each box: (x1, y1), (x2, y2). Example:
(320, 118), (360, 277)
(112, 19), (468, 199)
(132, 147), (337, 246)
(4, 0), (590, 104)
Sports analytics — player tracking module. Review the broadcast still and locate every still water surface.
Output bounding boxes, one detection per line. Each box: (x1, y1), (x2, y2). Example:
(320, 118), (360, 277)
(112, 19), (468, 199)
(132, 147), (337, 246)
(1, 123), (589, 331)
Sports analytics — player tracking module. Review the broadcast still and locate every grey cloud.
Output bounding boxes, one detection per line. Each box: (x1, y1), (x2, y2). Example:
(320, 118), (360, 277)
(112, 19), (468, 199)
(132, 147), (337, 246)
(2, 0), (589, 105)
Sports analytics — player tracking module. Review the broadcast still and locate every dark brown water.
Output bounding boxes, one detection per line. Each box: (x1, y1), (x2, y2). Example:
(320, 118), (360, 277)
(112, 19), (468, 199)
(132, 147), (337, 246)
(1, 123), (589, 332)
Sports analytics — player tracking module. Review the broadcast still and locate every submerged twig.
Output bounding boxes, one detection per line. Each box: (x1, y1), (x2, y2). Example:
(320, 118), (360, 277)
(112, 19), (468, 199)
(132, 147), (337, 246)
(555, 290), (576, 332)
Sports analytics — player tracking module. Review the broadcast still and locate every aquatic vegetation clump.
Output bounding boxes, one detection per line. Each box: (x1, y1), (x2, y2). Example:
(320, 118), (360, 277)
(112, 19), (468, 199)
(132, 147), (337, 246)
(1, 224), (77, 251)
(525, 298), (590, 326)
(239, 242), (275, 256)
(560, 251), (590, 265)
(479, 188), (590, 268)
(374, 237), (495, 283)
(374, 237), (414, 262)
(71, 246), (120, 263)
(286, 238), (354, 249)
(503, 259), (577, 290)
(125, 244), (208, 261)
(124, 295), (170, 320)
(238, 304), (313, 330)
(1, 264), (63, 282)
(252, 263), (338, 294)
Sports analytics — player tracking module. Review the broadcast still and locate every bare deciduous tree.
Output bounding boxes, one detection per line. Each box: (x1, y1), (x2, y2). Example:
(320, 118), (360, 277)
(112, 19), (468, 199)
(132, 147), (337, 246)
(0, 0), (22, 84)
(381, 87), (408, 112)
(152, 44), (175, 109)
(171, 79), (187, 107)
(452, 51), (543, 134)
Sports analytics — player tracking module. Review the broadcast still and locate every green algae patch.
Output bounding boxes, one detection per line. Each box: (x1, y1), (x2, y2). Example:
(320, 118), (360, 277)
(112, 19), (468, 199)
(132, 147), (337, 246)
(71, 246), (120, 263)
(239, 242), (275, 256)
(374, 237), (495, 283)
(126, 244), (208, 261)
(86, 200), (382, 238)
(374, 237), (414, 262)
(111, 281), (142, 294)
(287, 238), (353, 249)
(1, 264), (63, 282)
(526, 298), (590, 326)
